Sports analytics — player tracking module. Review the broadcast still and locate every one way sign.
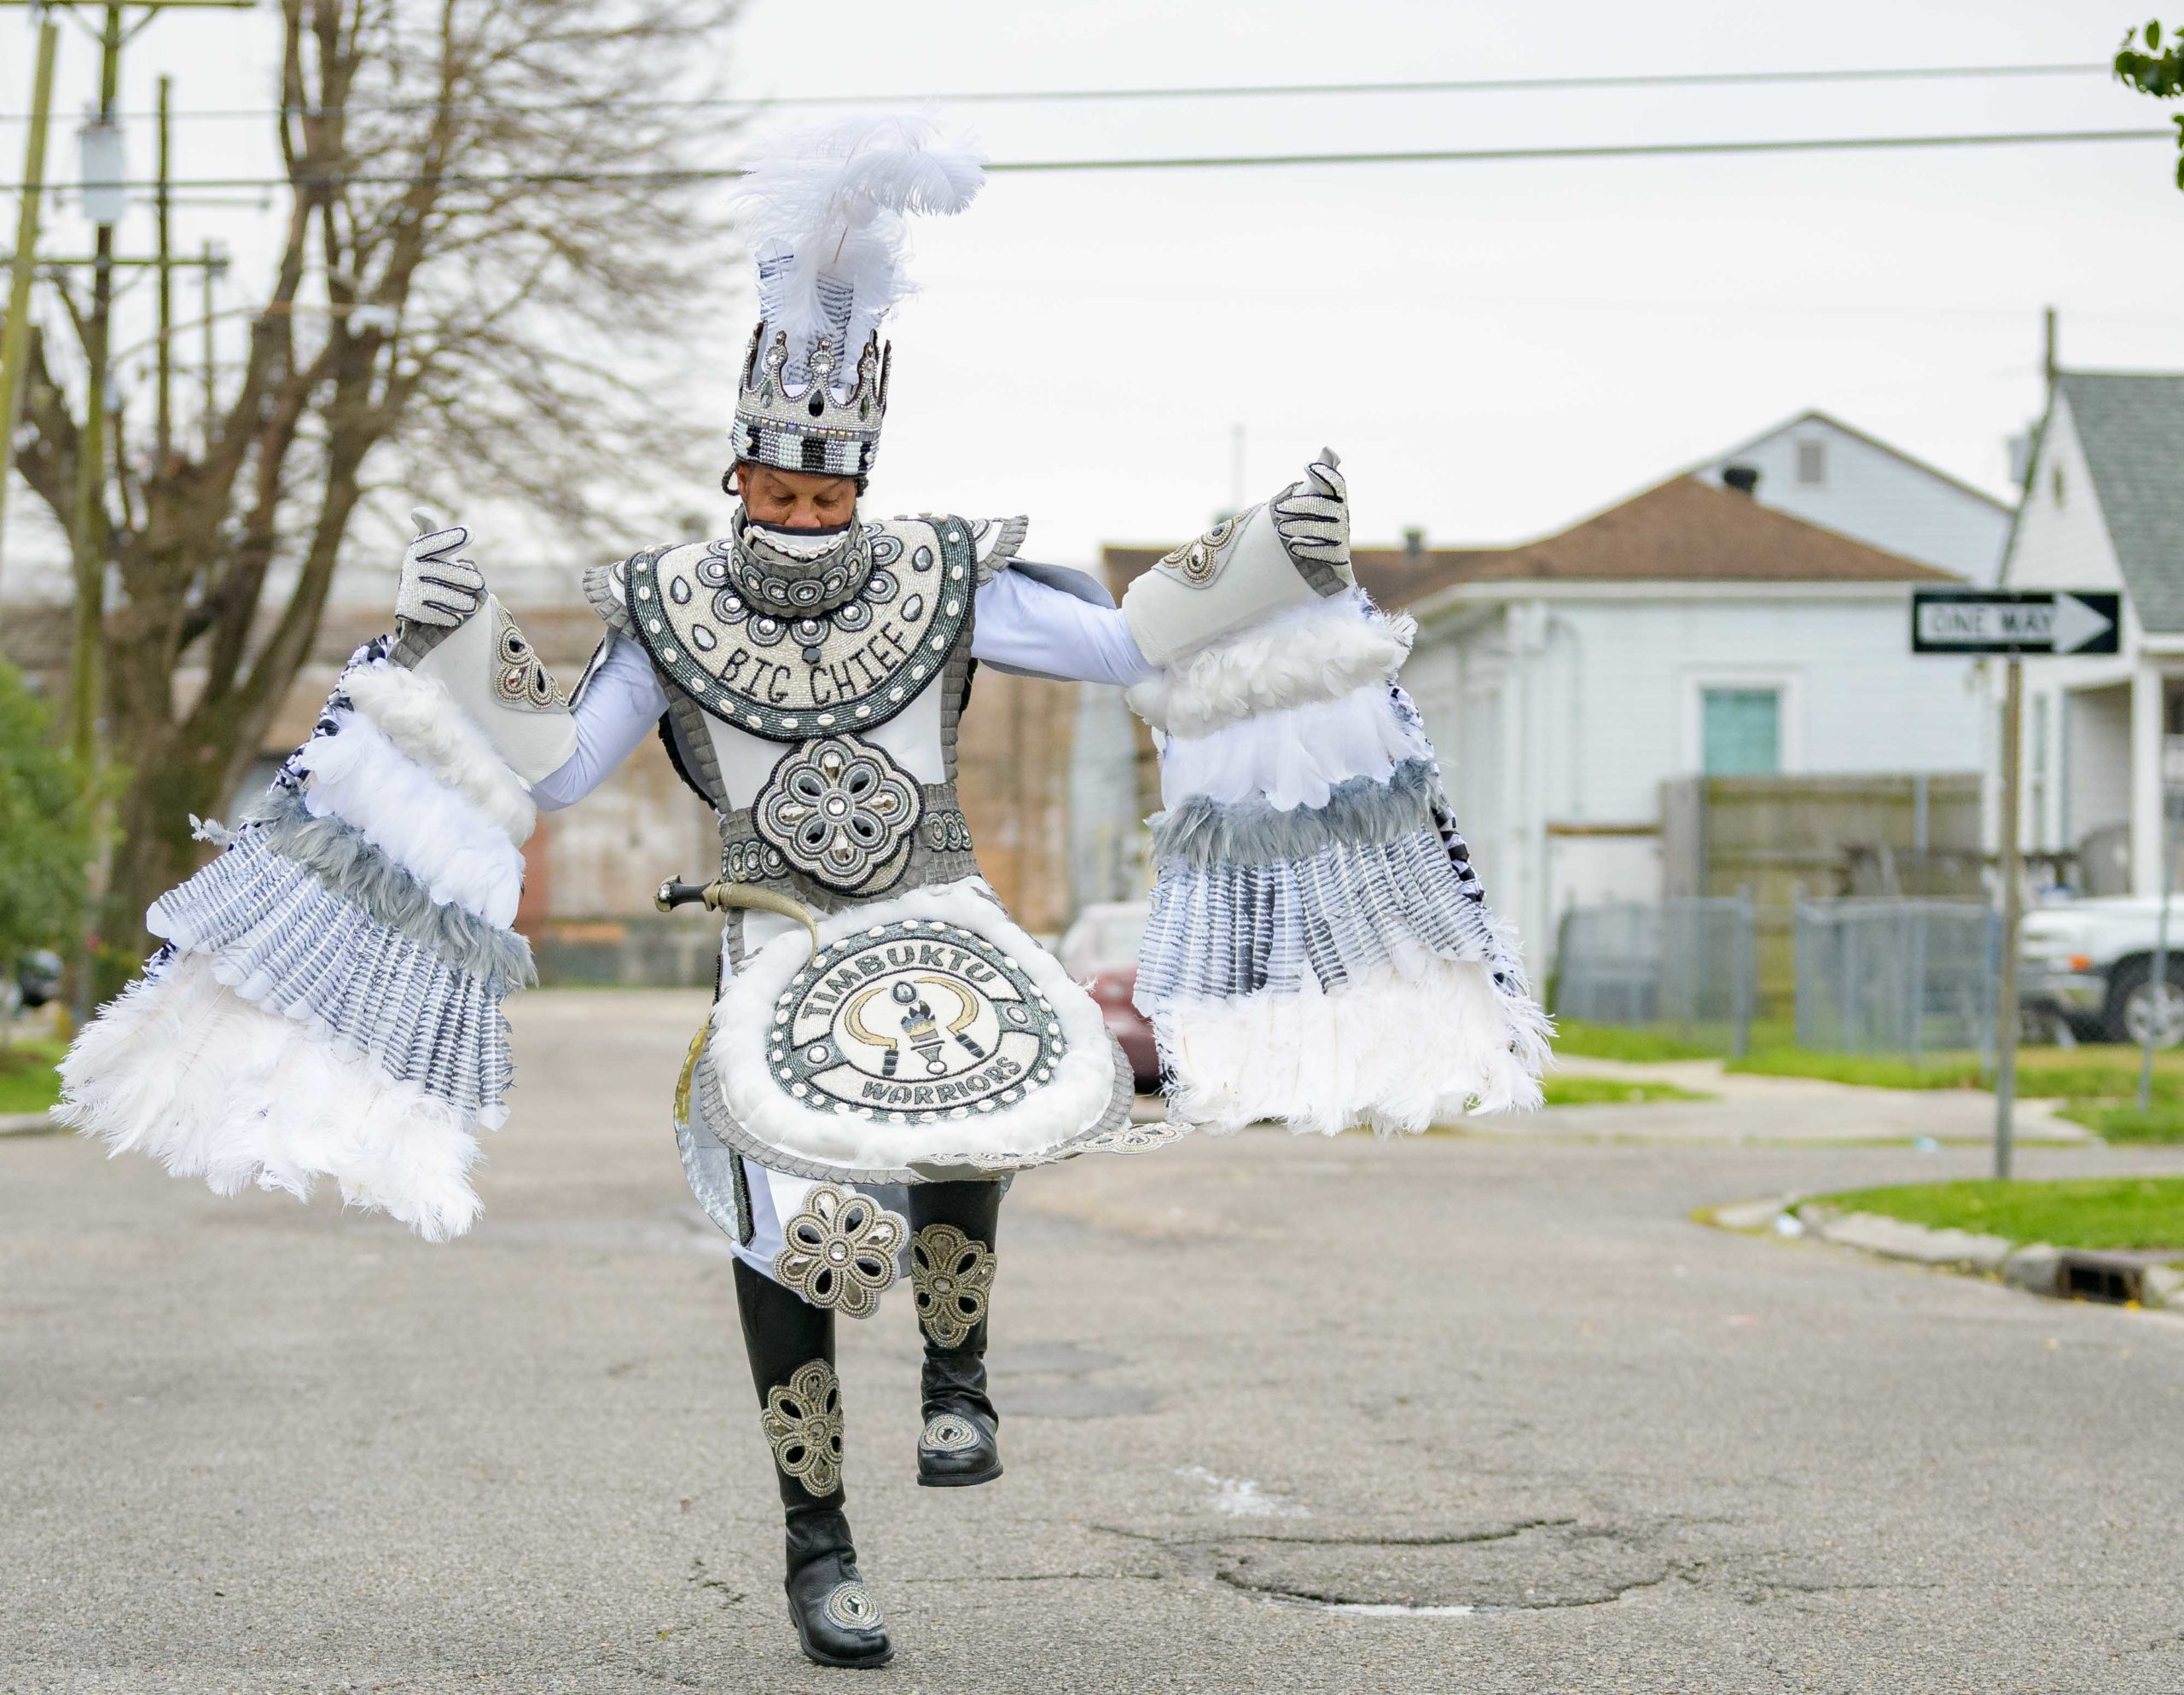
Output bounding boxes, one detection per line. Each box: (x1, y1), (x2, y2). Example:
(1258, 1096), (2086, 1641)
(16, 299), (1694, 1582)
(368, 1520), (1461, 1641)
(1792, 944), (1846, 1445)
(1910, 589), (2122, 657)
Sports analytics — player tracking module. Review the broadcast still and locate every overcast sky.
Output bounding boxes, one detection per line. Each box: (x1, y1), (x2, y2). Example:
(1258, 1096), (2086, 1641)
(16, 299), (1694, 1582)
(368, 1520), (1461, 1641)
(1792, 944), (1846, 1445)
(4, 0), (2182, 593)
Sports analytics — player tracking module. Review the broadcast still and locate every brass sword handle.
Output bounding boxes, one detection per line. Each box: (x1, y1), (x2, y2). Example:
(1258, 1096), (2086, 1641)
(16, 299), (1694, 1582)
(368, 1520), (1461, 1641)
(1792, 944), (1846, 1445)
(653, 874), (822, 959)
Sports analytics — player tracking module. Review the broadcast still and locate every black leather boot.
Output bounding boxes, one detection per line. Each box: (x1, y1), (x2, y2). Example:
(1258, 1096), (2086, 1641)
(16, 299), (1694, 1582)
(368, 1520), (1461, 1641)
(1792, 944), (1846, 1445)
(735, 1258), (892, 1669)
(908, 1180), (1003, 1488)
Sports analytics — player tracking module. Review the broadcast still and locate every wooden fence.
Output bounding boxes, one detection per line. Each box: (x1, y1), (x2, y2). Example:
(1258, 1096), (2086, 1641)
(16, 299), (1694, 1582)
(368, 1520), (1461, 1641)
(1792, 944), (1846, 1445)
(1660, 772), (1984, 1016)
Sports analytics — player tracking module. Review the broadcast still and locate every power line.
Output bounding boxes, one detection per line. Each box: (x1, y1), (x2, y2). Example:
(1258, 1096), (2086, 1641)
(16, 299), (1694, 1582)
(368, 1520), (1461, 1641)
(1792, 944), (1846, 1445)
(0, 60), (2119, 124)
(1, 127), (2165, 194)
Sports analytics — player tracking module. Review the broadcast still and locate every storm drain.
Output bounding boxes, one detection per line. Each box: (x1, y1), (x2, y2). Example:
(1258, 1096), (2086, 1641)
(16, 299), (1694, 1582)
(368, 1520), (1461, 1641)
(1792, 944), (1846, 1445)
(2057, 1252), (2145, 1306)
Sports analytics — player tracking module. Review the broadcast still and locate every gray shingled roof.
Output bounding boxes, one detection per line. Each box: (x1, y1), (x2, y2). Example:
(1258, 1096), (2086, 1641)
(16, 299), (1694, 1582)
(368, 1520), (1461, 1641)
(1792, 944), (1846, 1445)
(2058, 372), (2184, 632)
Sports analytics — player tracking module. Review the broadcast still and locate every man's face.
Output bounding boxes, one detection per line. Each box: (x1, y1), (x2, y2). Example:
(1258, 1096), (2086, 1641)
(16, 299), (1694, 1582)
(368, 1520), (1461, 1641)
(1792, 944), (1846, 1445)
(735, 462), (857, 531)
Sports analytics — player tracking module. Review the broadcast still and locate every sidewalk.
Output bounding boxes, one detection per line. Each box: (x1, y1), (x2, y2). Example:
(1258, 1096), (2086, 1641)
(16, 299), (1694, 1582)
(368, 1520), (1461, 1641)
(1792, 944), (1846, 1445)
(1505, 1054), (2089, 1146)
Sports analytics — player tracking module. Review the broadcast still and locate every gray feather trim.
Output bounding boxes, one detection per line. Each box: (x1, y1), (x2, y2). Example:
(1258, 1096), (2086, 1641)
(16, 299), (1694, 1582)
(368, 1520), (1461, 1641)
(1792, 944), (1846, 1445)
(584, 560), (637, 638)
(1152, 759), (1438, 868)
(240, 786), (536, 988)
(148, 839), (514, 1116)
(1136, 826), (1512, 1003)
(972, 514), (1031, 586)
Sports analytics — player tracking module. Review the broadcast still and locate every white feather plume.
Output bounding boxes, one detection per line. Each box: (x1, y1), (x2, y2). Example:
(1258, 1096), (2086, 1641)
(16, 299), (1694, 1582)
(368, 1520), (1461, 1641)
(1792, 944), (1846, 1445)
(734, 115), (985, 390)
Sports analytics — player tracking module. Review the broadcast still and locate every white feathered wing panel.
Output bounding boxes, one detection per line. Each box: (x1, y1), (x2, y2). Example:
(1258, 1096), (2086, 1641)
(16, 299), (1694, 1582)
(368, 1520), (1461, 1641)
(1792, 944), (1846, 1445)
(58, 639), (547, 1239)
(1124, 452), (1551, 1135)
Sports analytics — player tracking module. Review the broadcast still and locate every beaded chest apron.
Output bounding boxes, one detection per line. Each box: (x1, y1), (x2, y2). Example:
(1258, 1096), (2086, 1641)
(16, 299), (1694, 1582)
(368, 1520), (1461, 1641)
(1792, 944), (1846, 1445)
(588, 514), (1167, 1198)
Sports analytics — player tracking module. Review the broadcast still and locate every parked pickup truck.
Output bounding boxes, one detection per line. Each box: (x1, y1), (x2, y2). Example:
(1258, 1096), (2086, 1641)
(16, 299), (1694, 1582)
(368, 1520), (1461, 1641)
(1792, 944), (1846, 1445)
(2020, 899), (2184, 1045)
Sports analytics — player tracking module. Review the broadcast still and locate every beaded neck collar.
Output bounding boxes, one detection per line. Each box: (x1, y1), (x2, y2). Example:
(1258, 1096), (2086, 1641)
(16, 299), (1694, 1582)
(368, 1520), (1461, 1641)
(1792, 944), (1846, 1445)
(712, 510), (874, 621)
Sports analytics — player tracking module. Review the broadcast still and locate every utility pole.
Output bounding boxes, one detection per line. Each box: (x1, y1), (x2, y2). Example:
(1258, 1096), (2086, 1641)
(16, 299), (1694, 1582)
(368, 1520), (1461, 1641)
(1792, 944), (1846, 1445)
(68, 0), (124, 778)
(1993, 305), (2060, 1177)
(154, 71), (171, 465)
(0, 9), (60, 606)
(199, 237), (218, 451)
(2139, 764), (2180, 1110)
(1994, 657), (2022, 1181)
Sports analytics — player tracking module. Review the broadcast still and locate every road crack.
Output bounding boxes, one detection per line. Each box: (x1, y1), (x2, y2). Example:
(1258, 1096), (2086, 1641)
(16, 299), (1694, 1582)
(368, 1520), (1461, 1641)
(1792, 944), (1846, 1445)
(1087, 1516), (1577, 1550)
(1215, 1559), (1699, 1613)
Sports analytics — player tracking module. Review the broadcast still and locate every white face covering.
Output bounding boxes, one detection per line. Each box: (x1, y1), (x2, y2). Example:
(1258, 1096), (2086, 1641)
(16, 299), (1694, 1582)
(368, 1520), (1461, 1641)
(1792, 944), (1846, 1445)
(744, 519), (853, 556)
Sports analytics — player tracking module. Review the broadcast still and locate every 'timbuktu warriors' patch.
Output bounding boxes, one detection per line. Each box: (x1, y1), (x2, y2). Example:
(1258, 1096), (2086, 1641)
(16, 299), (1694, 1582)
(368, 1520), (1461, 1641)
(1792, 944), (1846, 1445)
(770, 920), (1066, 1125)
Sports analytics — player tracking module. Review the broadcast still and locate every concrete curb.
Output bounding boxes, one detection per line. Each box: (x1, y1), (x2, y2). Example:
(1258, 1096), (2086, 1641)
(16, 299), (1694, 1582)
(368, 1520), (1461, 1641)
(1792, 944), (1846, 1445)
(0, 1110), (61, 1138)
(1796, 1204), (2014, 1273)
(1700, 1194), (2184, 1310)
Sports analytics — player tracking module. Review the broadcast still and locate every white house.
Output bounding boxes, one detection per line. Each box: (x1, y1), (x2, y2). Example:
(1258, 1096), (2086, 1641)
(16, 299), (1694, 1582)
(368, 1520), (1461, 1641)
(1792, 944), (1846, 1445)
(1388, 473), (1984, 974)
(1999, 370), (2184, 897)
(1089, 416), (2010, 972)
(1699, 409), (2013, 583)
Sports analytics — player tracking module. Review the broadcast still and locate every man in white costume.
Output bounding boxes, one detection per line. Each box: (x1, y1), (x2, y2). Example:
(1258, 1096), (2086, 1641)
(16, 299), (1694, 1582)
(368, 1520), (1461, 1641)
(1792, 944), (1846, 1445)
(61, 119), (1548, 1670)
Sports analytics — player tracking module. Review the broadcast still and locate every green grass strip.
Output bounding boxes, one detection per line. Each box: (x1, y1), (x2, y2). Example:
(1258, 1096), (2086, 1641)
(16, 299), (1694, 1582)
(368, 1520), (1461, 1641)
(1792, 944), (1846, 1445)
(1812, 1176), (2184, 1251)
(1542, 1075), (1712, 1106)
(1725, 1042), (2184, 1099)
(2055, 1100), (2184, 1144)
(1548, 1020), (1723, 1063)
(0, 1036), (65, 1117)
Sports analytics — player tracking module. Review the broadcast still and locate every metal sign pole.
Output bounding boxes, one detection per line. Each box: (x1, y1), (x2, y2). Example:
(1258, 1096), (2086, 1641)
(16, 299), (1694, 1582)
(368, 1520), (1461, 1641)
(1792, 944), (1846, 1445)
(1910, 591), (2116, 1179)
(2140, 750), (2184, 1109)
(1995, 657), (2022, 1181)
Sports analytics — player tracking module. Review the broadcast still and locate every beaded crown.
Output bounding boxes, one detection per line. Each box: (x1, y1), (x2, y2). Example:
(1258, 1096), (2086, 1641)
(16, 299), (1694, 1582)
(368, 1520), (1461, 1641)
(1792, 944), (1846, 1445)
(727, 118), (983, 482)
(732, 286), (892, 479)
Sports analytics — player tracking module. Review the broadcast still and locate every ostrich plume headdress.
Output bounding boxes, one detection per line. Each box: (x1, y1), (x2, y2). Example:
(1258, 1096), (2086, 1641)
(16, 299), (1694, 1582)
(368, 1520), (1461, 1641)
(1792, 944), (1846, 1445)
(730, 116), (985, 478)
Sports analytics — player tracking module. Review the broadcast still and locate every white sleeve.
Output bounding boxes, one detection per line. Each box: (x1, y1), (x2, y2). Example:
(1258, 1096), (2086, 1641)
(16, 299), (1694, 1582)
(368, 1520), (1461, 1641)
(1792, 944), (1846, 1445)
(970, 568), (1153, 688)
(531, 636), (669, 811)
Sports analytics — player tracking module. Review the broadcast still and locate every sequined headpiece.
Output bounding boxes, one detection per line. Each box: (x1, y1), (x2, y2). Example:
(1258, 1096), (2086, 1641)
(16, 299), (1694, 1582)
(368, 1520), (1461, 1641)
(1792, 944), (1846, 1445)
(729, 118), (985, 480)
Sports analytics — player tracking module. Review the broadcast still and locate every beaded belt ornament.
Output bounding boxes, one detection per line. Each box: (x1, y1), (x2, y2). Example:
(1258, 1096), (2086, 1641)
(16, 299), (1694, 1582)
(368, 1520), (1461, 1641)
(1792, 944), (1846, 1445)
(752, 733), (925, 897)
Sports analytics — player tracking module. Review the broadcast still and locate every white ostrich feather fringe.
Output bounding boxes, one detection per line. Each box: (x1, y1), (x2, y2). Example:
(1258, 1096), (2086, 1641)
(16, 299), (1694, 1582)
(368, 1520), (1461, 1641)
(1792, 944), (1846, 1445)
(1127, 592), (1413, 737)
(56, 954), (486, 1240)
(296, 712), (525, 927)
(735, 115), (985, 374)
(1154, 953), (1551, 1136)
(1156, 682), (1433, 812)
(341, 661), (537, 845)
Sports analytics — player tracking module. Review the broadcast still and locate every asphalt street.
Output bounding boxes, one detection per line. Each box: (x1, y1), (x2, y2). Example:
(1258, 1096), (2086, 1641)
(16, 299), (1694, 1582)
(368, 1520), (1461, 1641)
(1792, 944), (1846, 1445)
(4, 989), (2182, 1694)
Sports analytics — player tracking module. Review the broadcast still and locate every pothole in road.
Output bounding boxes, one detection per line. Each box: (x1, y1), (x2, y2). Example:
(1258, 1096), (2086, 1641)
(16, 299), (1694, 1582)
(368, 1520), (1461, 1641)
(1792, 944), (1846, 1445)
(1101, 1516), (1687, 1615)
(1213, 1521), (1683, 1613)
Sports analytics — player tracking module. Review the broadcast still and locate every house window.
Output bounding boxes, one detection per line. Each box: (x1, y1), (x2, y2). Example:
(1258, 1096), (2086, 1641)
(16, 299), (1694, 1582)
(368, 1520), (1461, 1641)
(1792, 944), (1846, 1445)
(1701, 688), (1781, 775)
(1796, 438), (1827, 486)
(2053, 462), (2067, 508)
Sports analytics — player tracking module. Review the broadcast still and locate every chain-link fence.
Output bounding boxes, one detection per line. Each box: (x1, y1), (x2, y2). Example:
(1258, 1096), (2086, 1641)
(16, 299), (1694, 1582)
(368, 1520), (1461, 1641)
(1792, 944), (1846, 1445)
(1792, 897), (1998, 1062)
(1554, 897), (1757, 1054)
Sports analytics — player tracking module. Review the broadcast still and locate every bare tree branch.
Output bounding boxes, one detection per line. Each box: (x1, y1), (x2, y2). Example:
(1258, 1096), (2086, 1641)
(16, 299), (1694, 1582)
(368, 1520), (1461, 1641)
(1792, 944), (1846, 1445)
(7, 0), (745, 961)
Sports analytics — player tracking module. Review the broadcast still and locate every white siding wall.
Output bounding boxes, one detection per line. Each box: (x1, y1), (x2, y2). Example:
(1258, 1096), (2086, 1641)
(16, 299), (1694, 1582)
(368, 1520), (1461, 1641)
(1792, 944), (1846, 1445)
(1701, 418), (2011, 583)
(1415, 593), (1988, 822)
(2064, 683), (2132, 849)
(1404, 588), (1988, 972)
(2001, 399), (2129, 600)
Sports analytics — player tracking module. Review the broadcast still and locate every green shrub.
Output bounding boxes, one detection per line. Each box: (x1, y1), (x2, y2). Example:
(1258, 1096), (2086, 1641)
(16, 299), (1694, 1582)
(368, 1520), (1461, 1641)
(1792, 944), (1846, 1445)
(0, 661), (90, 996)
